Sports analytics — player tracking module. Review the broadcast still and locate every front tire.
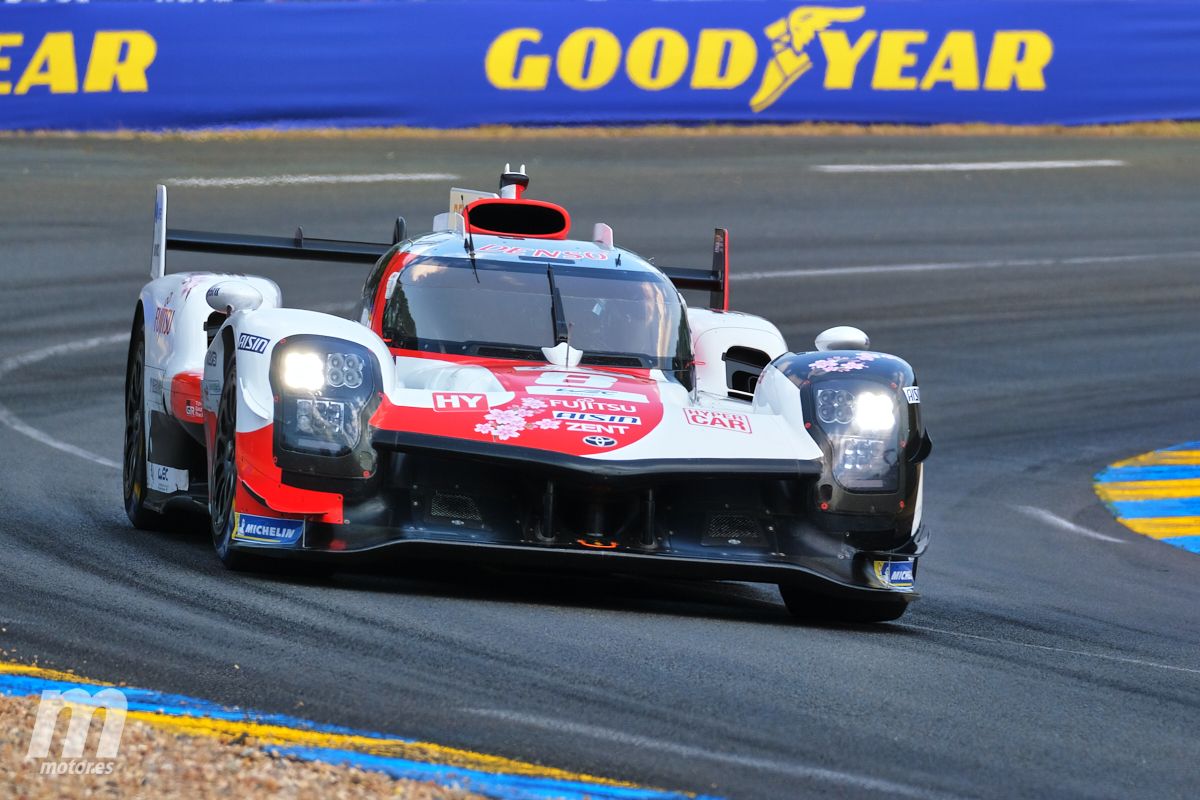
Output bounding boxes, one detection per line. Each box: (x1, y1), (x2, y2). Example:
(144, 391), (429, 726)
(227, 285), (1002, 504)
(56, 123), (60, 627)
(124, 320), (167, 530)
(779, 584), (909, 623)
(209, 357), (265, 571)
(209, 355), (333, 579)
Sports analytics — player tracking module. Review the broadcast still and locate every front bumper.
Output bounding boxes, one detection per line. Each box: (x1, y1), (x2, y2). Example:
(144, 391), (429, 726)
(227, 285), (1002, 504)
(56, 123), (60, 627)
(236, 431), (927, 600)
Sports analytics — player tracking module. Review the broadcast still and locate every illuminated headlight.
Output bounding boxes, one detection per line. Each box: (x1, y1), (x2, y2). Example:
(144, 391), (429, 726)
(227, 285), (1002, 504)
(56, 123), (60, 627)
(852, 392), (896, 432)
(834, 436), (893, 489)
(282, 351), (325, 391)
(282, 351), (368, 392)
(813, 383), (901, 492)
(275, 339), (376, 458)
(816, 389), (896, 432)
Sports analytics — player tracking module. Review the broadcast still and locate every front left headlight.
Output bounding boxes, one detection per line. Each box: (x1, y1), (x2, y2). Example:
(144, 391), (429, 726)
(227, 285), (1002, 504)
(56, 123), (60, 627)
(813, 382), (900, 492)
(273, 338), (377, 458)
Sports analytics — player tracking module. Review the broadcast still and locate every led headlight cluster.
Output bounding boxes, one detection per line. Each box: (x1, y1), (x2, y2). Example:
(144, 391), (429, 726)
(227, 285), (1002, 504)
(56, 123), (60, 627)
(295, 398), (360, 441)
(816, 389), (855, 425)
(282, 351), (366, 392)
(325, 353), (366, 389)
(813, 383), (900, 492)
(275, 340), (376, 458)
(816, 389), (896, 432)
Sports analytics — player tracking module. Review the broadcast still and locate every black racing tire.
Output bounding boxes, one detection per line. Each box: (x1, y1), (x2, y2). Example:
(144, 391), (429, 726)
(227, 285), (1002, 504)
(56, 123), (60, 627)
(209, 357), (268, 571)
(208, 358), (330, 577)
(124, 319), (167, 530)
(779, 583), (910, 624)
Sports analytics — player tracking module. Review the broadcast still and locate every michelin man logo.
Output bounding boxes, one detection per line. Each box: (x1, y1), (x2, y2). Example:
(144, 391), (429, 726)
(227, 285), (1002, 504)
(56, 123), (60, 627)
(750, 5), (866, 112)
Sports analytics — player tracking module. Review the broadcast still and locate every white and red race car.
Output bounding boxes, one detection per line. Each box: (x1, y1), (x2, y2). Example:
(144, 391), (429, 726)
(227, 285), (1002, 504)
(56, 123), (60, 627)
(125, 167), (931, 622)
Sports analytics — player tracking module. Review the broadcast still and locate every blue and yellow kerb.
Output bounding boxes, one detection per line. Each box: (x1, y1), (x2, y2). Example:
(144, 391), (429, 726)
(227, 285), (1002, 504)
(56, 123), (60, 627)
(1094, 442), (1200, 554)
(0, 662), (714, 800)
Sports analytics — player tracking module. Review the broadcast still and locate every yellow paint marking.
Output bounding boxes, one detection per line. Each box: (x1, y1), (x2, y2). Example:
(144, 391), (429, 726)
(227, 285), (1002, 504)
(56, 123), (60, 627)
(122, 709), (638, 785)
(0, 660), (642, 788)
(1110, 450), (1200, 467)
(1096, 479), (1200, 501)
(1115, 517), (1200, 538)
(0, 662), (109, 685)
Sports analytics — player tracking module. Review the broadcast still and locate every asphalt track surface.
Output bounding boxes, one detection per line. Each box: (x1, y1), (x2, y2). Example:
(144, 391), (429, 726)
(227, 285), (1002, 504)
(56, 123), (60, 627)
(1, 134), (1198, 799)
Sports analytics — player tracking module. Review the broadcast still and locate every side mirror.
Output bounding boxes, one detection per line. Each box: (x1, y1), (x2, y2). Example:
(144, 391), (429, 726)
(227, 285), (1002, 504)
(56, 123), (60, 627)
(815, 326), (869, 352)
(206, 281), (263, 314)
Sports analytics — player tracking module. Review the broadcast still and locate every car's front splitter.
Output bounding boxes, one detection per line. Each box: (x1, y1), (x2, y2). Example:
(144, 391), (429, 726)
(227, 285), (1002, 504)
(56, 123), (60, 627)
(232, 521), (922, 602)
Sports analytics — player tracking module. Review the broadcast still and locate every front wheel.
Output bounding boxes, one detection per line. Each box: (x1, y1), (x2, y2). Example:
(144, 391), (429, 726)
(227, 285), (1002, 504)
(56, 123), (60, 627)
(209, 358), (266, 571)
(124, 321), (167, 530)
(779, 584), (909, 623)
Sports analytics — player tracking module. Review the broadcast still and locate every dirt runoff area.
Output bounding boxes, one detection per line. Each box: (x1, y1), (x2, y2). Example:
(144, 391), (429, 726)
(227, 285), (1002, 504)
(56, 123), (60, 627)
(0, 694), (485, 800)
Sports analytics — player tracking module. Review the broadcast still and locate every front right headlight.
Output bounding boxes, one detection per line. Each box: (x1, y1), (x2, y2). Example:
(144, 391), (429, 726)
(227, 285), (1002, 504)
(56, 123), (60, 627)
(813, 382), (900, 492)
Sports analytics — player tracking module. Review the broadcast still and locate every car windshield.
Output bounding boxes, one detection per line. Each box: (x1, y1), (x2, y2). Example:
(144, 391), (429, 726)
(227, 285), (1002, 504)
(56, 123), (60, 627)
(382, 256), (691, 370)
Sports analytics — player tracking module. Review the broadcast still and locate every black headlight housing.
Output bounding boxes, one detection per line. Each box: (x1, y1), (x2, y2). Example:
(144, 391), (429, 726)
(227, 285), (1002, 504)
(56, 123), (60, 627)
(812, 380), (901, 492)
(773, 350), (929, 529)
(270, 335), (382, 478)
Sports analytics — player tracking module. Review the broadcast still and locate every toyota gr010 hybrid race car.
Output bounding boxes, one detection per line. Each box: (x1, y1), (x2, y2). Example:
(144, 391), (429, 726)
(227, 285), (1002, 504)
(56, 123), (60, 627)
(124, 167), (931, 622)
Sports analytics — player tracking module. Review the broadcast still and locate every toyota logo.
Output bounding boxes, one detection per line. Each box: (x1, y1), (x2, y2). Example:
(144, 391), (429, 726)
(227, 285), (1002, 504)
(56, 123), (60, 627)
(582, 435), (618, 448)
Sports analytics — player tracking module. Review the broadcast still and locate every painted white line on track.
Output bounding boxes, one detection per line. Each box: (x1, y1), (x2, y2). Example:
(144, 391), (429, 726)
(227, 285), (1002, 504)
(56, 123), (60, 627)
(733, 249), (1200, 282)
(1016, 505), (1127, 544)
(0, 304), (355, 470)
(0, 334), (126, 469)
(464, 708), (958, 799)
(167, 172), (458, 188)
(899, 623), (1200, 675)
(813, 159), (1125, 173)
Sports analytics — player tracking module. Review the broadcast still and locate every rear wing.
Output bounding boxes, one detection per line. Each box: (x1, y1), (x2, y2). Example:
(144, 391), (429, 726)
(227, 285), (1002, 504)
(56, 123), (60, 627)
(152, 185), (396, 277)
(151, 185), (731, 310)
(659, 228), (730, 311)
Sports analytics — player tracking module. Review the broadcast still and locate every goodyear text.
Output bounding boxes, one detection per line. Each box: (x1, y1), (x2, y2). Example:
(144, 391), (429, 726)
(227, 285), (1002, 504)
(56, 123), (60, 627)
(0, 31), (155, 95)
(485, 6), (1052, 111)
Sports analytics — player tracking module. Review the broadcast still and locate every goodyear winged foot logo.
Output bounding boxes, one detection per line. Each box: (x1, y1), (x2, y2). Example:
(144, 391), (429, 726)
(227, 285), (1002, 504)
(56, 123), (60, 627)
(485, 5), (1052, 112)
(751, 5), (866, 112)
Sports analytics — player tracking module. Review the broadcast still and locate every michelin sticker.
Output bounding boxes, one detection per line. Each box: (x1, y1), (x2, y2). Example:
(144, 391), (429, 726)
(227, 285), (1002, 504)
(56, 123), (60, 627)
(231, 513), (304, 546)
(872, 559), (915, 590)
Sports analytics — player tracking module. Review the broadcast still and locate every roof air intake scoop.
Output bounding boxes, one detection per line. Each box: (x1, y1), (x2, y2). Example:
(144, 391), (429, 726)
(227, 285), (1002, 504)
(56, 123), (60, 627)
(464, 166), (572, 240)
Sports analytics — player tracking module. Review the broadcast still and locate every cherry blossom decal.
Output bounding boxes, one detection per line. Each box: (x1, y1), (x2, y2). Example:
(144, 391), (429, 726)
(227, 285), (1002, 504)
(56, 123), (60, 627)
(806, 352), (889, 374)
(473, 397), (561, 441)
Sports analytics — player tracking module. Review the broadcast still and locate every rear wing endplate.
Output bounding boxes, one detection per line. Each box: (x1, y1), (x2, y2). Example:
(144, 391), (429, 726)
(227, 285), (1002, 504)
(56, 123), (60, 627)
(151, 184), (167, 279)
(659, 228), (730, 311)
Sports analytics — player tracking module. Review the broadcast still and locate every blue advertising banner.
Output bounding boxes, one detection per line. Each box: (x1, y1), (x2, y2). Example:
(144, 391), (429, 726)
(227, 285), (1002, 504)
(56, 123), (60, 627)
(1, 1), (1198, 130)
